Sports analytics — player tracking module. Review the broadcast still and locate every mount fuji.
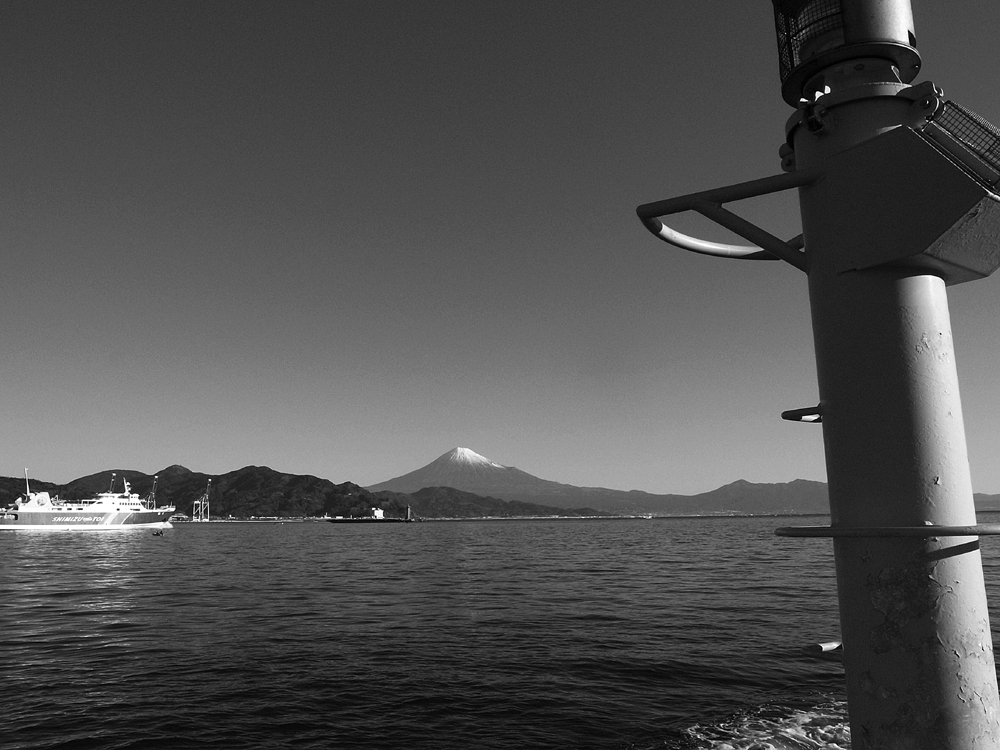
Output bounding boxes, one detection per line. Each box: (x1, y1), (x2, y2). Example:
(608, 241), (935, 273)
(368, 447), (832, 515)
(367, 447), (574, 498)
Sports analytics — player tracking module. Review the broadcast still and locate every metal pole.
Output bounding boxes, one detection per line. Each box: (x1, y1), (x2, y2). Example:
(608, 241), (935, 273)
(783, 2), (1000, 746)
(807, 267), (1000, 748)
(636, 0), (1000, 743)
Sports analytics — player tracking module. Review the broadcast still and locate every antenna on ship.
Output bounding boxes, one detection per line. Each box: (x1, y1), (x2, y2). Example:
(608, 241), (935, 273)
(146, 475), (158, 510)
(109, 473), (116, 493)
(23, 468), (29, 497)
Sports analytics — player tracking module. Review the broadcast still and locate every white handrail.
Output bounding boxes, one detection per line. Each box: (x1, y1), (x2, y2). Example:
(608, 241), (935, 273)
(645, 217), (772, 259)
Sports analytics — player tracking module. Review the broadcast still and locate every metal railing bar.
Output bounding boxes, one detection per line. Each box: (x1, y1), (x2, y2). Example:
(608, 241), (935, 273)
(776, 524), (1000, 538)
(636, 168), (821, 220)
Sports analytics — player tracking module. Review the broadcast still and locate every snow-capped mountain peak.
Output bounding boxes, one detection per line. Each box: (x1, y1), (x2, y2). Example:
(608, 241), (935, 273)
(367, 446), (567, 496)
(449, 447), (506, 468)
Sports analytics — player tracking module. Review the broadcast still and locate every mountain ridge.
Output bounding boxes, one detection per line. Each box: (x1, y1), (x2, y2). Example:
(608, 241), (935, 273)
(0, 464), (604, 520)
(5, 448), (1000, 518)
(368, 447), (575, 498)
(371, 447), (1000, 515)
(369, 447), (832, 513)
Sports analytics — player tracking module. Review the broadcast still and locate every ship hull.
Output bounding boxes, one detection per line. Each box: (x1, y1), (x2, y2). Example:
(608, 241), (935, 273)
(0, 509), (174, 530)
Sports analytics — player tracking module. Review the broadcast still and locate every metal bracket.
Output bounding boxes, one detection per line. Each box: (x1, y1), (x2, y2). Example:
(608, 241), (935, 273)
(782, 405), (823, 423)
(780, 81), (946, 174)
(636, 168), (820, 271)
(802, 640), (844, 663)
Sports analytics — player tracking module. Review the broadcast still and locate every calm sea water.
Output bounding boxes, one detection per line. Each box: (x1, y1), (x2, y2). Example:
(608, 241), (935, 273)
(4, 514), (999, 749)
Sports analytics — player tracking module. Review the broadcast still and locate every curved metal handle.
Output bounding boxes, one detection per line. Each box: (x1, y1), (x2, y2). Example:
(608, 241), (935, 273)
(637, 168), (821, 271)
(641, 216), (775, 260)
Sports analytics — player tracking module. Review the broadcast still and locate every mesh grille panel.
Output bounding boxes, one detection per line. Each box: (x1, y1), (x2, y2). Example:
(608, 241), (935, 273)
(931, 102), (1000, 173)
(774, 0), (843, 83)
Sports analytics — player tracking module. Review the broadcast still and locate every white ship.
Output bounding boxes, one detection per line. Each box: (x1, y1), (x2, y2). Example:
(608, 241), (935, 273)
(0, 472), (175, 531)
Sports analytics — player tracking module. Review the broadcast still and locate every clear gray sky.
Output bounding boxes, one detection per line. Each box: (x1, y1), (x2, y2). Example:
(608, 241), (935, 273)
(3, 1), (999, 494)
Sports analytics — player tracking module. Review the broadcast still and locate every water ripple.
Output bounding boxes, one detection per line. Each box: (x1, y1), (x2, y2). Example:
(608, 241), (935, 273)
(0, 517), (864, 749)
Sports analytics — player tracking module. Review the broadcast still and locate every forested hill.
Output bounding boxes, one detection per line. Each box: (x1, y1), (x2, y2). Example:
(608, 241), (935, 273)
(0, 467), (602, 520)
(6, 465), (999, 519)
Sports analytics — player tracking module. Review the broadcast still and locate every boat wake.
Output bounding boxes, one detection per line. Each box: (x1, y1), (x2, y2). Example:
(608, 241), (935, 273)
(678, 700), (849, 750)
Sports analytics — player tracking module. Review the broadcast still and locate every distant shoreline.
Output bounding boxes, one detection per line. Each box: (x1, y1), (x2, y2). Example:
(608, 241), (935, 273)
(176, 512), (839, 524)
(179, 509), (1000, 525)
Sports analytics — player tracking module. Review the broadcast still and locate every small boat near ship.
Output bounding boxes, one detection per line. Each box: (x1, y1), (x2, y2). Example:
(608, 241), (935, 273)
(0, 472), (175, 531)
